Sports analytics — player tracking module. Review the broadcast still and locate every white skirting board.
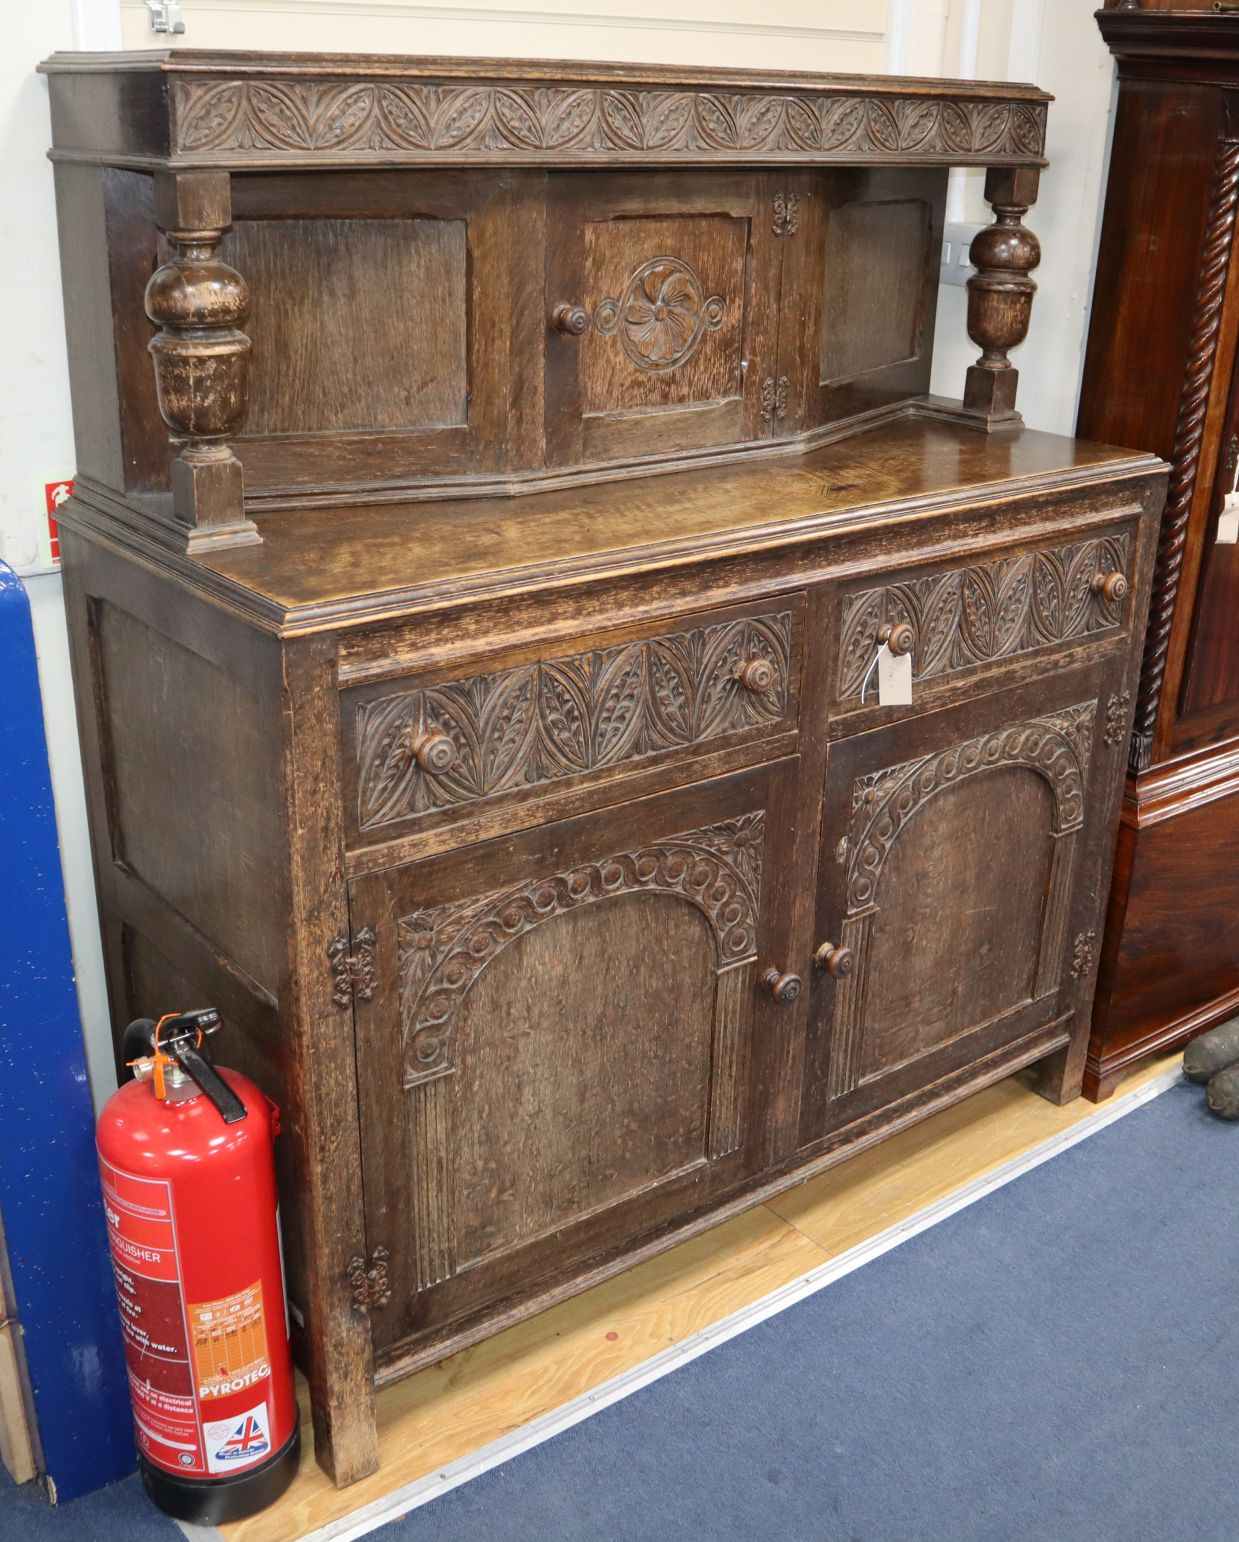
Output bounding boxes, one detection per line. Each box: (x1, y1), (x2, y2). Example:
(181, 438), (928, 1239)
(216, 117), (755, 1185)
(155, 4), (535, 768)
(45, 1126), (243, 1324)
(177, 1064), (1183, 1542)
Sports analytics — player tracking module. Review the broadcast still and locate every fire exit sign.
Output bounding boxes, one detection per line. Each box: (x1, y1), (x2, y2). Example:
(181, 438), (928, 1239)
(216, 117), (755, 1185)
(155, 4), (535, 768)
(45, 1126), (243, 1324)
(43, 478), (74, 565)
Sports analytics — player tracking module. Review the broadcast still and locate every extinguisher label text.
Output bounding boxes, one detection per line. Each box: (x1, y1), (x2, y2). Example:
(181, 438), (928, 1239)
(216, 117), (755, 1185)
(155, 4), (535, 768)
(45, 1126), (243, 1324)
(99, 1160), (205, 1475)
(189, 1280), (272, 1406)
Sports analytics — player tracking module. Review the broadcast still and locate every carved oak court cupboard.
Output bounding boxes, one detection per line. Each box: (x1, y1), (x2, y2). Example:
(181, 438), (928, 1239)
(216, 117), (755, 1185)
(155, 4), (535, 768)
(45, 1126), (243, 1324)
(40, 50), (1166, 1485)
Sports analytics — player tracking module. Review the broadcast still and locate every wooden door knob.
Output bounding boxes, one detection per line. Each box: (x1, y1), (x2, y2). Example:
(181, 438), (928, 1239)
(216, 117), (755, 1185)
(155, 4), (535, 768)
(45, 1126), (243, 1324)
(734, 656), (776, 694)
(552, 303), (590, 336)
(408, 730), (457, 774)
(877, 621), (915, 657)
(1091, 571), (1129, 603)
(812, 942), (854, 978)
(760, 966), (802, 1005)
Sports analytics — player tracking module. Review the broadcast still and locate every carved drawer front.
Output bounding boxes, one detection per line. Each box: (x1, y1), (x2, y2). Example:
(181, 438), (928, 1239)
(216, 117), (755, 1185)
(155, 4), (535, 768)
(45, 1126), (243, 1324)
(800, 669), (1116, 1146)
(347, 764), (792, 1365)
(343, 600), (801, 844)
(834, 528), (1134, 710)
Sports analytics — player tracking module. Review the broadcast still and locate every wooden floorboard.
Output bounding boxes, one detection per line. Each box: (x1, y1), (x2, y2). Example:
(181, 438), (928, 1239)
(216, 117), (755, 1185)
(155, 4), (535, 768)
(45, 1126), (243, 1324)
(218, 1054), (1181, 1542)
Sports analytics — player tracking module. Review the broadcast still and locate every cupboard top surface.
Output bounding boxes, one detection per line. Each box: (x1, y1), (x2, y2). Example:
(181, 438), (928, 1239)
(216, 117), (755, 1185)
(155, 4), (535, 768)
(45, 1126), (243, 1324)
(38, 50), (1049, 171)
(179, 417), (1156, 623)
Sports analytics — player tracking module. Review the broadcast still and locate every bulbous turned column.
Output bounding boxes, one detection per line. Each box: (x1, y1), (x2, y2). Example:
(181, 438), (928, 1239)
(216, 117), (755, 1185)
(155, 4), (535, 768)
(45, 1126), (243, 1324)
(963, 167), (1041, 425)
(145, 170), (260, 550)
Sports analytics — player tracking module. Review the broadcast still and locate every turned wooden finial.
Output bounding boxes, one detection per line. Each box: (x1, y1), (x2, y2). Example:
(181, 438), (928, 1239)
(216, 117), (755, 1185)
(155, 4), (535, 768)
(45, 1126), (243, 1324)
(146, 171), (260, 550)
(963, 167), (1041, 426)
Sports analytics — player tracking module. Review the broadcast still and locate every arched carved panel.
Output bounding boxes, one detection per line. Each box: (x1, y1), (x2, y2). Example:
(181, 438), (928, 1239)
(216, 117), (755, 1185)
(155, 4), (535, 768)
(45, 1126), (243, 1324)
(827, 703), (1096, 1100)
(846, 702), (1094, 912)
(398, 810), (765, 1290)
(399, 811), (763, 1084)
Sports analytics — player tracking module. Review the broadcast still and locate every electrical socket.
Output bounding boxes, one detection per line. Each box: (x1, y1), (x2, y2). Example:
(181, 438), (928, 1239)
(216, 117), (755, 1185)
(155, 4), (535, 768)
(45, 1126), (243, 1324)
(940, 222), (985, 289)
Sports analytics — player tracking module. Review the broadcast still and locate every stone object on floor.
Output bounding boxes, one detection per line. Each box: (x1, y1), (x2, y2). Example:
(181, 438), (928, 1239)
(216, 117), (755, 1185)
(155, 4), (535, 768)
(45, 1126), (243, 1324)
(1183, 1017), (1239, 1084)
(1206, 1062), (1239, 1121)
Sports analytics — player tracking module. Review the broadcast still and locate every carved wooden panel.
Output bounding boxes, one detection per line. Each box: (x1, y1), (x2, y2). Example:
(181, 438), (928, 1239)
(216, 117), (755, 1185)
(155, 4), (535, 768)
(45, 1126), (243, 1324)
(827, 702), (1096, 1099)
(171, 79), (1048, 168)
(393, 809), (764, 1289)
(837, 534), (1131, 701)
(581, 219), (743, 412)
(353, 610), (792, 831)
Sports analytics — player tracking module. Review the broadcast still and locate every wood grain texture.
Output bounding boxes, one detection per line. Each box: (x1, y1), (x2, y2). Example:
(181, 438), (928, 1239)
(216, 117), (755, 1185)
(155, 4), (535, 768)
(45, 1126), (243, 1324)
(349, 768), (780, 1370)
(223, 216), (468, 435)
(278, 638), (379, 1484)
(821, 197), (931, 382)
(450, 895), (714, 1267)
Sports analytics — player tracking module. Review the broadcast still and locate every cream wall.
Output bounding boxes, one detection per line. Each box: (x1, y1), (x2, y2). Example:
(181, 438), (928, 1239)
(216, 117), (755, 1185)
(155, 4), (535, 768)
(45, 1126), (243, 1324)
(3, 0), (1116, 1108)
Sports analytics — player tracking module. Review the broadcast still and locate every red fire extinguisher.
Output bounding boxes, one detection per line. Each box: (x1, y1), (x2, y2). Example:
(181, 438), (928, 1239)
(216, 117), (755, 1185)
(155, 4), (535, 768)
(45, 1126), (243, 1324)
(96, 1009), (300, 1524)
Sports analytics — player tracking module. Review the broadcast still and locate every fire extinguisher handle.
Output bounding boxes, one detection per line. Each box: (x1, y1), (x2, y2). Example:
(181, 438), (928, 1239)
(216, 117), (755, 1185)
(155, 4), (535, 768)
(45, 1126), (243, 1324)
(171, 1039), (248, 1125)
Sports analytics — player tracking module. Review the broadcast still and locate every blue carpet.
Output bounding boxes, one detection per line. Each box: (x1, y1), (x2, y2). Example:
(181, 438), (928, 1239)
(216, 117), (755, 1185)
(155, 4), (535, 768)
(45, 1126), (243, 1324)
(1, 1079), (1228, 1540)
(0, 1465), (176, 1540)
(379, 1080), (1232, 1542)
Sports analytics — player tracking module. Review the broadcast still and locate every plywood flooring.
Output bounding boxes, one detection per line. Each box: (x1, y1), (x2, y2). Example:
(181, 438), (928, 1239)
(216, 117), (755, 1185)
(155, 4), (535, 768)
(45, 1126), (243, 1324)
(220, 1055), (1181, 1542)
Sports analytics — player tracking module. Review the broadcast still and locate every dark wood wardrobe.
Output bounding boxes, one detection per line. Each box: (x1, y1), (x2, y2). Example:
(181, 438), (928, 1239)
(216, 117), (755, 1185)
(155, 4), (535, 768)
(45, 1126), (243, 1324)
(1079, 2), (1239, 1097)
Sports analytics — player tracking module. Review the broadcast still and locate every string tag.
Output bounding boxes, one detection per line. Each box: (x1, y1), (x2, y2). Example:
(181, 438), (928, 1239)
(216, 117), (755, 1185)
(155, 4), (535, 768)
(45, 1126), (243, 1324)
(877, 643), (913, 707)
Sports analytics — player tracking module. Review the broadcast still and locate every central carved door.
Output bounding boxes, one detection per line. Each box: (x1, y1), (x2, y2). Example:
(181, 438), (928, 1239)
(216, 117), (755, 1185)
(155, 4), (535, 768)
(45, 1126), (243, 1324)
(349, 762), (795, 1369)
(544, 170), (783, 466)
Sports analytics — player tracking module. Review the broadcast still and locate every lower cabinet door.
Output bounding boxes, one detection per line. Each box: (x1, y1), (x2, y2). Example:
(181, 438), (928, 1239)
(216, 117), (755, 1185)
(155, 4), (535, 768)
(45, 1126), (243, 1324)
(799, 671), (1113, 1145)
(349, 761), (794, 1368)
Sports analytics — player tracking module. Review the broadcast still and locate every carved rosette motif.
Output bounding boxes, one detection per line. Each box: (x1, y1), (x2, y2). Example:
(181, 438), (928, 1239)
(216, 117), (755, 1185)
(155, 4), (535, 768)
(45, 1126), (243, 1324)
(845, 703), (1096, 912)
(397, 811), (764, 1086)
(355, 612), (792, 830)
(836, 535), (1131, 701)
(594, 257), (725, 372)
(173, 80), (1046, 165)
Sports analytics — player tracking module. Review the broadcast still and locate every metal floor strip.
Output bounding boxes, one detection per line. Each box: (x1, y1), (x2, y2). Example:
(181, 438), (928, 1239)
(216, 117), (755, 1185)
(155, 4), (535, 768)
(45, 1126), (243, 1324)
(177, 1063), (1183, 1542)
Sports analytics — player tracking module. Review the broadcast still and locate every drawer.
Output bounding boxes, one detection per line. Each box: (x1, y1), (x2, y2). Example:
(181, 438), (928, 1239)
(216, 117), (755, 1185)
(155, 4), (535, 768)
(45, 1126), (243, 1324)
(834, 527), (1135, 711)
(341, 597), (803, 847)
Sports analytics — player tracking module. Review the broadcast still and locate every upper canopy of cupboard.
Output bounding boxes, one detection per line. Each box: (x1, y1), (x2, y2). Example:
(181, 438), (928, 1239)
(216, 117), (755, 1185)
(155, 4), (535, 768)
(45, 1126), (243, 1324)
(38, 50), (1050, 172)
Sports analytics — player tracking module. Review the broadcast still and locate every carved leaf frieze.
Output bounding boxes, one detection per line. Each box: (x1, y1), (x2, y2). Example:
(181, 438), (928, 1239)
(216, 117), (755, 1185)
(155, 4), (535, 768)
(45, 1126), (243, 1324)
(837, 535), (1131, 700)
(845, 703), (1097, 911)
(173, 79), (1047, 165)
(396, 811), (765, 1085)
(355, 611), (792, 830)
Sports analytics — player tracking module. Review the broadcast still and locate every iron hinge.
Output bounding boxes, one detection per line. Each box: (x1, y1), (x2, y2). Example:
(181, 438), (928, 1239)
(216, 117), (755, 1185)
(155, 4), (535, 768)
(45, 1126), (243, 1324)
(761, 374), (789, 425)
(773, 191), (800, 238)
(347, 1247), (391, 1312)
(328, 924), (377, 1008)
